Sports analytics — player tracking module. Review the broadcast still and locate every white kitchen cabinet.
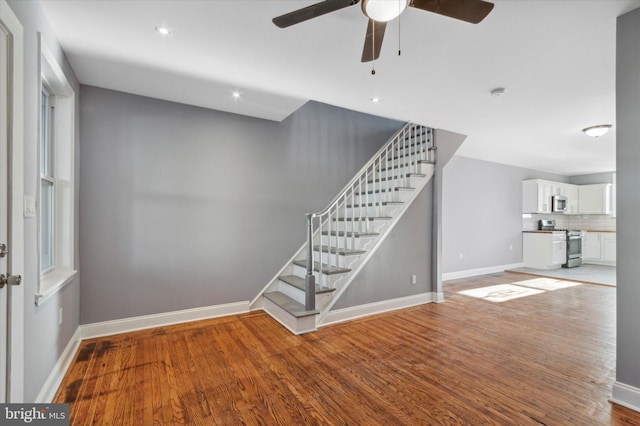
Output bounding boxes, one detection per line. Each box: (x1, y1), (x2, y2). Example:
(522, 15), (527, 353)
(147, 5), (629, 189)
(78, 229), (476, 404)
(582, 232), (616, 265)
(522, 179), (579, 214)
(582, 232), (602, 261)
(523, 232), (567, 269)
(564, 185), (579, 214)
(602, 233), (617, 263)
(578, 184), (612, 214)
(522, 179), (553, 213)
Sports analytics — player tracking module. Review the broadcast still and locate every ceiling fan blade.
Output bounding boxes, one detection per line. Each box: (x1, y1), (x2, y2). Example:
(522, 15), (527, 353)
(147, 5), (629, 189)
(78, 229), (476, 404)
(361, 19), (387, 62)
(410, 0), (494, 24)
(273, 0), (359, 28)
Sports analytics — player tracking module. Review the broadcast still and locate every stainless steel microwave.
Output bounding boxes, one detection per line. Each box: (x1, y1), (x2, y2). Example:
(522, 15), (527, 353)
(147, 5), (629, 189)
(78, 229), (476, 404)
(552, 195), (567, 213)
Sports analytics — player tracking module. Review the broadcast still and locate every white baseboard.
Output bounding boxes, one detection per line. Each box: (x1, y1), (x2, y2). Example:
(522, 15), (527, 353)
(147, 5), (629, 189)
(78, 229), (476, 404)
(35, 327), (82, 403)
(80, 301), (250, 340)
(611, 381), (640, 413)
(442, 263), (525, 281)
(319, 292), (433, 327)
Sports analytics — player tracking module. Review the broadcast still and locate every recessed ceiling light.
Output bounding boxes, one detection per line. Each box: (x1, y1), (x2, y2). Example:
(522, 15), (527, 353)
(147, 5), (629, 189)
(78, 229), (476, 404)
(155, 26), (170, 36)
(371, 97), (380, 103)
(582, 124), (612, 138)
(232, 91), (241, 99)
(490, 87), (506, 97)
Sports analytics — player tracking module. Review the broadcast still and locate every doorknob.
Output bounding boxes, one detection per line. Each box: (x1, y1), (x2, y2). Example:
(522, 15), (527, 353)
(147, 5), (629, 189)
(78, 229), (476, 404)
(0, 243), (7, 258)
(0, 274), (22, 289)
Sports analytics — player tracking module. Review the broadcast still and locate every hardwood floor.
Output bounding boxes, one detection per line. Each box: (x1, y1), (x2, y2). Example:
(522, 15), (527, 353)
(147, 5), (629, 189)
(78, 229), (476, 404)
(54, 272), (640, 425)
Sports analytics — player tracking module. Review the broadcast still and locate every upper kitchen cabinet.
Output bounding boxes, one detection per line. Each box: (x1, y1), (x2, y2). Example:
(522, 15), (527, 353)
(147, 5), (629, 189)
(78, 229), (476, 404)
(523, 179), (553, 213)
(578, 184), (613, 214)
(522, 179), (578, 214)
(564, 185), (579, 214)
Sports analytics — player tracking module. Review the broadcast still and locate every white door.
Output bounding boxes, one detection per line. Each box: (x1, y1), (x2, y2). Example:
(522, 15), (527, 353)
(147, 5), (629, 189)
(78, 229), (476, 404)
(1, 0), (24, 402)
(1, 20), (10, 403)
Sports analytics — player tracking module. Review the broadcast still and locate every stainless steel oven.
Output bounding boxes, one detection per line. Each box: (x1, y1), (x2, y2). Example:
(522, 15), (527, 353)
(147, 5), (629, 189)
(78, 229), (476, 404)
(563, 230), (582, 268)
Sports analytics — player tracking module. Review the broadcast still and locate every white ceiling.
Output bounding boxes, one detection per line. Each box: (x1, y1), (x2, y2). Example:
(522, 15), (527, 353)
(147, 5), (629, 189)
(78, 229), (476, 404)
(40, 0), (640, 176)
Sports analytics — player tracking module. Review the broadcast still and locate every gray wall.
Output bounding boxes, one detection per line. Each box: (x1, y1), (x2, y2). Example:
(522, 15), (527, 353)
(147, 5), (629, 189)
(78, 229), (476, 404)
(442, 156), (567, 274)
(616, 6), (640, 392)
(79, 86), (403, 323)
(333, 128), (466, 308)
(332, 185), (433, 309)
(569, 172), (614, 185)
(6, 0), (81, 402)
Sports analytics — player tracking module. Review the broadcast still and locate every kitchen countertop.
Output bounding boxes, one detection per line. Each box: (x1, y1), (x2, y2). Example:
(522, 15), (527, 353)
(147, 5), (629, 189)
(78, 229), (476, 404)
(522, 230), (563, 234)
(523, 230), (616, 233)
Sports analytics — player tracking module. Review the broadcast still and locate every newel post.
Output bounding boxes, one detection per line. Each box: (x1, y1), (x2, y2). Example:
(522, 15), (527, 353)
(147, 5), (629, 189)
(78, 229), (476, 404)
(305, 213), (316, 311)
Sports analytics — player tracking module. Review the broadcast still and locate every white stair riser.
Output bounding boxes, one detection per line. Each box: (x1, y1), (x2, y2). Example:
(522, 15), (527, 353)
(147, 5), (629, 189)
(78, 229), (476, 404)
(319, 235), (374, 250)
(354, 189), (414, 205)
(378, 159), (432, 176)
(364, 176), (425, 192)
(277, 280), (306, 304)
(353, 192), (399, 204)
(343, 205), (400, 217)
(312, 251), (362, 268)
(276, 280), (336, 306)
(292, 264), (346, 288)
(329, 220), (389, 233)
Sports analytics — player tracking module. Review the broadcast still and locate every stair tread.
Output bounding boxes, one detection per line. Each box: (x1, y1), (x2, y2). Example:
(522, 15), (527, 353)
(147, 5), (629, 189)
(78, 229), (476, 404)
(356, 187), (415, 195)
(293, 259), (351, 275)
(367, 173), (427, 183)
(378, 160), (435, 173)
(264, 291), (319, 318)
(313, 246), (366, 256)
(346, 201), (404, 208)
(333, 216), (392, 221)
(278, 275), (336, 294)
(321, 231), (380, 237)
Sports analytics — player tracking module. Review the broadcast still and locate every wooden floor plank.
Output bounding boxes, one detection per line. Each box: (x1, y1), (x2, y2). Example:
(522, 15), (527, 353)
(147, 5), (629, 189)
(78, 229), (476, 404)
(54, 272), (640, 425)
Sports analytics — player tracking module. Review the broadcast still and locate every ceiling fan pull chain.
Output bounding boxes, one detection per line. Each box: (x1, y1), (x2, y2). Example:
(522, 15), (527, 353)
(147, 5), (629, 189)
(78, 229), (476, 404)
(371, 20), (376, 75)
(398, 11), (402, 56)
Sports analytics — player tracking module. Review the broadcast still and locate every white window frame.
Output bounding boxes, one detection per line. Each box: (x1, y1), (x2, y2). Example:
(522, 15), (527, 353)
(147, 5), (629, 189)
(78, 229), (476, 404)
(36, 41), (76, 306)
(40, 86), (55, 274)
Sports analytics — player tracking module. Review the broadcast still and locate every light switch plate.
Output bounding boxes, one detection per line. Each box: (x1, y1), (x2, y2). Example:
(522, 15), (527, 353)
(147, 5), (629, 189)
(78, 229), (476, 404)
(24, 196), (36, 218)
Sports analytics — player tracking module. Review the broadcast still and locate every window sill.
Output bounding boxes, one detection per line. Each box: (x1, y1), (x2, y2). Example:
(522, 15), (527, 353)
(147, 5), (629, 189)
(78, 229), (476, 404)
(35, 268), (77, 307)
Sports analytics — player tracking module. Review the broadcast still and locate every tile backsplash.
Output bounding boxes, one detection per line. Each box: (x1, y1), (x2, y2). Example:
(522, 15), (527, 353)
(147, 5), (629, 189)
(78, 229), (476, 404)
(522, 214), (616, 232)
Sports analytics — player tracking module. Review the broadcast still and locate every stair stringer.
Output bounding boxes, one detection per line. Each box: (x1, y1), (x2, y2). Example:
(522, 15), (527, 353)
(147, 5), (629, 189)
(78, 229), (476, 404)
(315, 163), (434, 325)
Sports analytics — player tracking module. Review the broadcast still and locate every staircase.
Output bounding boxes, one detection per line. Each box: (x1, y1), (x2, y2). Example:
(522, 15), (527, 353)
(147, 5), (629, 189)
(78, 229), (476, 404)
(250, 122), (436, 334)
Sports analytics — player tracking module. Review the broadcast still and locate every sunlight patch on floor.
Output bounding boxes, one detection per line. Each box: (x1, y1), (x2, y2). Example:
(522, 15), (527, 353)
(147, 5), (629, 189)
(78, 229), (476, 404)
(459, 284), (544, 302)
(459, 278), (581, 302)
(515, 277), (581, 291)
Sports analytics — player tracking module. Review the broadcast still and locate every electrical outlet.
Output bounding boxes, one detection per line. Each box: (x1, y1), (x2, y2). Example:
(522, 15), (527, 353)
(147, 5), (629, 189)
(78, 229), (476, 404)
(459, 252), (463, 260)
(509, 244), (513, 251)
(411, 274), (417, 285)
(58, 308), (63, 326)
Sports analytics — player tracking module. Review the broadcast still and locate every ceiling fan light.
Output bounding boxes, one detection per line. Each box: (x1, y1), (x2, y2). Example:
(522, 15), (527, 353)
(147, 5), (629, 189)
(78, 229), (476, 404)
(362, 0), (409, 22)
(582, 124), (612, 138)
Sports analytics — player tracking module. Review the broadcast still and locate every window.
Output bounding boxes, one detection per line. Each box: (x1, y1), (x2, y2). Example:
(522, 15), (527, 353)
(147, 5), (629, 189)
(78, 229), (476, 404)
(36, 42), (76, 306)
(40, 88), (54, 272)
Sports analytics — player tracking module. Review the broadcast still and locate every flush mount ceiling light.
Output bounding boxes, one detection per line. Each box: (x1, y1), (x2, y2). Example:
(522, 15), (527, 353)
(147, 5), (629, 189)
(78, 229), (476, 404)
(582, 124), (612, 138)
(154, 26), (170, 36)
(361, 0), (408, 22)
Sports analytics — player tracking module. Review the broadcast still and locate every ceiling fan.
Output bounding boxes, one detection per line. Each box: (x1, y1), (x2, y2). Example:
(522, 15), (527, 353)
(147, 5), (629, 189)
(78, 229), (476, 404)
(273, 0), (495, 63)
